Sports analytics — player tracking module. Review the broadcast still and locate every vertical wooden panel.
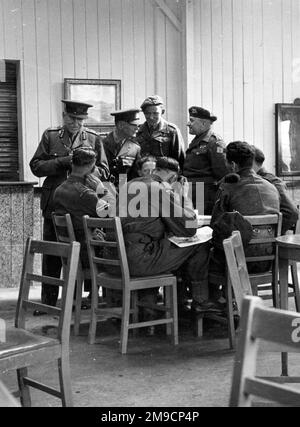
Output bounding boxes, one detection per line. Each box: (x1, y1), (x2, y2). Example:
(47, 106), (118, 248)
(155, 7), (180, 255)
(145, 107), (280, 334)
(0, 1), (5, 58)
(166, 22), (181, 130)
(193, 1), (202, 107)
(154, 7), (167, 110)
(133, 0), (146, 106)
(2, 0), (22, 59)
(282, 0), (293, 102)
(98, 0), (111, 79)
(35, 0), (51, 136)
(21, 0), (39, 167)
(47, 0), (63, 126)
(200, 0), (213, 110)
(109, 0), (123, 79)
(86, 0), (99, 78)
(252, 0), (264, 149)
(222, 0), (233, 144)
(121, 0), (135, 106)
(211, 0), (223, 136)
(144, 0), (155, 97)
(61, 0), (75, 78)
(242, 0), (254, 143)
(232, 0), (244, 140)
(292, 0), (300, 96)
(73, 0), (87, 78)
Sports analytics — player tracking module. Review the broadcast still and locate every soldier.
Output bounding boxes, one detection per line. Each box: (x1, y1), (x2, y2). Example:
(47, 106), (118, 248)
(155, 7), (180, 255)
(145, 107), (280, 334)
(136, 95), (185, 169)
(252, 145), (298, 234)
(102, 109), (141, 188)
(183, 106), (230, 215)
(30, 100), (109, 312)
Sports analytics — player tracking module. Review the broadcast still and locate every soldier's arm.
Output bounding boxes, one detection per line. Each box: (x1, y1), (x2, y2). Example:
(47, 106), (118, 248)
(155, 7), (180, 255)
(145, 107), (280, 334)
(94, 136), (110, 180)
(170, 126), (186, 171)
(209, 139), (230, 180)
(210, 184), (230, 227)
(29, 130), (72, 177)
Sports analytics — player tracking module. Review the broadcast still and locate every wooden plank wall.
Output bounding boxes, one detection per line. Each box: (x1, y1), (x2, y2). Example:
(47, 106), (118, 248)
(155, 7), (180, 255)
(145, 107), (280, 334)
(187, 0), (300, 173)
(0, 0), (184, 181)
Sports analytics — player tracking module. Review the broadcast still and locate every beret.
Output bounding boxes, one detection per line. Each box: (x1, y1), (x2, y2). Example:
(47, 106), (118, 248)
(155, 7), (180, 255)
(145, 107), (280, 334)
(140, 95), (164, 110)
(189, 106), (217, 122)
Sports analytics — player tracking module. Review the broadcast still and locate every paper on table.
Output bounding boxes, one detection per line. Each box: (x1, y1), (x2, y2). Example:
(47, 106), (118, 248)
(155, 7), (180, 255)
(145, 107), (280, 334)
(168, 226), (213, 248)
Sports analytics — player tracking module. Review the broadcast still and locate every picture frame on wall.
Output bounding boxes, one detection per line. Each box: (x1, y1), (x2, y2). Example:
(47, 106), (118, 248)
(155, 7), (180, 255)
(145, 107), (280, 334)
(64, 78), (121, 134)
(275, 101), (300, 177)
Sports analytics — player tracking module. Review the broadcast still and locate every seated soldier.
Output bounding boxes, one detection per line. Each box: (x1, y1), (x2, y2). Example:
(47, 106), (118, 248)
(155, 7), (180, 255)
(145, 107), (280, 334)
(53, 147), (115, 306)
(208, 141), (281, 305)
(136, 155), (157, 177)
(120, 156), (215, 318)
(252, 145), (298, 234)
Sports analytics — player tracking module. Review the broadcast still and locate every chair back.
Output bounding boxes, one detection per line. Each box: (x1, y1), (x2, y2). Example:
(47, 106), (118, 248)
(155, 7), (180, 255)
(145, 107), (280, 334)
(230, 295), (300, 407)
(83, 216), (130, 286)
(52, 212), (76, 243)
(223, 231), (252, 312)
(15, 238), (80, 344)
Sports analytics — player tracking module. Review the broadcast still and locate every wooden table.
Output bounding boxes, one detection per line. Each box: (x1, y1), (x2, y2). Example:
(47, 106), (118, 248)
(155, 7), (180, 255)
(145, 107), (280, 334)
(276, 234), (300, 377)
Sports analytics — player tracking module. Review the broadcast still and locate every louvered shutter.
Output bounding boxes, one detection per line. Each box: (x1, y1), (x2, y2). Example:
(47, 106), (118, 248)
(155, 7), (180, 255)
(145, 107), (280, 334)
(0, 62), (19, 181)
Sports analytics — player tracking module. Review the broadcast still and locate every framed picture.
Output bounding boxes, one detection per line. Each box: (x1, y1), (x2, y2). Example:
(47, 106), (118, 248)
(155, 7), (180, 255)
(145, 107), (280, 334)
(275, 102), (300, 176)
(64, 78), (121, 133)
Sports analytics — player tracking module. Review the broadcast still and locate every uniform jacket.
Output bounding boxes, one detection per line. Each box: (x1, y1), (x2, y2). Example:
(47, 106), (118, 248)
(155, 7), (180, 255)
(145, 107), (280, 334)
(136, 118), (185, 169)
(102, 132), (141, 186)
(257, 167), (298, 234)
(30, 126), (109, 218)
(183, 130), (229, 182)
(120, 176), (199, 277)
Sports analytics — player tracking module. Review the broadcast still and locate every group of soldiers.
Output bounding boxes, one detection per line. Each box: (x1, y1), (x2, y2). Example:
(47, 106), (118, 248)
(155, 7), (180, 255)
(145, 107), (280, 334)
(30, 95), (299, 320)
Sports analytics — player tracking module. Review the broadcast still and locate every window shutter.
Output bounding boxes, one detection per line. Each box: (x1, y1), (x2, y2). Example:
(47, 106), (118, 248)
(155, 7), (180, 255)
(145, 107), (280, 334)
(0, 62), (19, 181)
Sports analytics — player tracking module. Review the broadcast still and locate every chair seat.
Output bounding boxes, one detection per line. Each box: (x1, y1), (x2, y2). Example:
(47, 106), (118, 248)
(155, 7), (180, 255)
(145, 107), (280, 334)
(98, 272), (176, 290)
(0, 328), (58, 359)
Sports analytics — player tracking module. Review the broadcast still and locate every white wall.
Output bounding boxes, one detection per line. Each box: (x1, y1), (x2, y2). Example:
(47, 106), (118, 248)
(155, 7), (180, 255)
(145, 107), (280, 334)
(0, 0), (184, 181)
(184, 0), (300, 174)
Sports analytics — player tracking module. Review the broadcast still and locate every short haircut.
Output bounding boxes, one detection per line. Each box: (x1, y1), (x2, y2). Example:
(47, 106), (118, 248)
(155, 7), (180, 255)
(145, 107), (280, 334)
(72, 147), (96, 167)
(155, 156), (180, 173)
(251, 145), (265, 165)
(137, 155), (157, 170)
(226, 141), (254, 168)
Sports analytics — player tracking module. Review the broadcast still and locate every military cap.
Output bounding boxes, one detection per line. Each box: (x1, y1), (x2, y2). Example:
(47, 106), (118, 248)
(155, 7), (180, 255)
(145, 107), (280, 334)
(61, 99), (93, 119)
(111, 108), (141, 123)
(140, 95), (164, 111)
(189, 106), (217, 122)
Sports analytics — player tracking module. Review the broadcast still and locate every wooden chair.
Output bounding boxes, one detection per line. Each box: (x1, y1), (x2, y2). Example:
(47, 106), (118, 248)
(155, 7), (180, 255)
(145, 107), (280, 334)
(0, 238), (80, 407)
(83, 215), (178, 354)
(287, 214), (300, 311)
(52, 213), (91, 335)
(230, 295), (300, 407)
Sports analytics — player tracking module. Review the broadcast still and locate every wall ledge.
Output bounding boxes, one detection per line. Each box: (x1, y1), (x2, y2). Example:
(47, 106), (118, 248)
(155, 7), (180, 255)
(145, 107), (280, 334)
(0, 181), (38, 186)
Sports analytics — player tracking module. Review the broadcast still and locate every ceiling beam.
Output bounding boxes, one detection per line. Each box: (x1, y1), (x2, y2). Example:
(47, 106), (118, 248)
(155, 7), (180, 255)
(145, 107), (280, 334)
(154, 0), (182, 32)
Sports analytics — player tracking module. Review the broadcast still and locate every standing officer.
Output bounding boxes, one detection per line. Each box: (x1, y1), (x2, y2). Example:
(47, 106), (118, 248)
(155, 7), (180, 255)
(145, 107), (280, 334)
(183, 106), (229, 215)
(30, 100), (109, 311)
(102, 108), (141, 188)
(136, 95), (185, 169)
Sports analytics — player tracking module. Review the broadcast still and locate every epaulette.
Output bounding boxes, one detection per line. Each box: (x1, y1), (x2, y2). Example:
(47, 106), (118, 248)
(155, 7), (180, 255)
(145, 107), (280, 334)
(47, 126), (62, 132)
(84, 127), (99, 136)
(224, 173), (240, 183)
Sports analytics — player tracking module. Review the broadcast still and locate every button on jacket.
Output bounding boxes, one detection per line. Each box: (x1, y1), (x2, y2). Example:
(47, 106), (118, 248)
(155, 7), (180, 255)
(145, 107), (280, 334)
(136, 118), (185, 169)
(30, 126), (109, 218)
(103, 132), (141, 186)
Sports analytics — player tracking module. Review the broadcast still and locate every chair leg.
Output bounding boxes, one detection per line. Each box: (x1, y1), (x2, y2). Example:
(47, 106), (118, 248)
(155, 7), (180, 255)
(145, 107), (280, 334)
(17, 367), (31, 407)
(88, 283), (99, 345)
(171, 283), (179, 345)
(225, 280), (236, 350)
(271, 269), (279, 308)
(131, 291), (139, 338)
(120, 289), (131, 354)
(74, 272), (83, 336)
(291, 261), (300, 312)
(58, 356), (73, 407)
(165, 286), (171, 336)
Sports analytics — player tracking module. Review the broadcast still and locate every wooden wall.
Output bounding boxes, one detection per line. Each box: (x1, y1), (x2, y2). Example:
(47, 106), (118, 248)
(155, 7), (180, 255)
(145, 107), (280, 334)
(0, 0), (184, 181)
(184, 0), (300, 173)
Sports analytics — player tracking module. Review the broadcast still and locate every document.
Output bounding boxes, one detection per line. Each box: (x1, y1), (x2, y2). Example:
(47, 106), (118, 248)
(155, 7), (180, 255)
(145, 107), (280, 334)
(168, 226), (213, 248)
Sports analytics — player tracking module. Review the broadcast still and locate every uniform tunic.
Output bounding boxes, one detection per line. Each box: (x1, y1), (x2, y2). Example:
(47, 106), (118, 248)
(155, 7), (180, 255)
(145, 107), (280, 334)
(210, 167), (281, 275)
(30, 126), (109, 219)
(183, 130), (229, 214)
(102, 132), (141, 186)
(121, 176), (210, 286)
(136, 118), (185, 169)
(257, 167), (298, 234)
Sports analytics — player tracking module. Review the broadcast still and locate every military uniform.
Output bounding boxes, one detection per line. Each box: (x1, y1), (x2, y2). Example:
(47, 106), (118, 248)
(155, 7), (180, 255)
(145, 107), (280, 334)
(257, 167), (298, 234)
(30, 100), (109, 307)
(103, 132), (141, 186)
(210, 167), (281, 276)
(183, 129), (229, 214)
(136, 118), (185, 169)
